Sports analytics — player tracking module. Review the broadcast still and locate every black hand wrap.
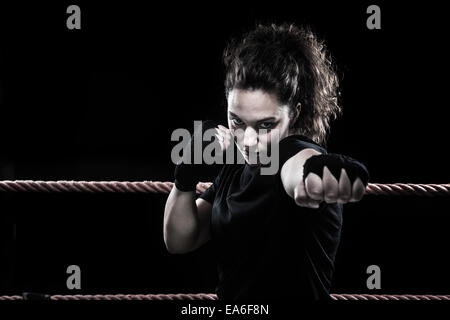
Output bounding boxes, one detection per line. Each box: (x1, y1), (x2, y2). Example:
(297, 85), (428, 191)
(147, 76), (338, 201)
(303, 153), (370, 187)
(174, 120), (220, 192)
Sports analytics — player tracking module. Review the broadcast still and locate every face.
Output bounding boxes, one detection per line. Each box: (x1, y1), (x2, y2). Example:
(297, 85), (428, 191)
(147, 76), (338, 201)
(227, 89), (292, 164)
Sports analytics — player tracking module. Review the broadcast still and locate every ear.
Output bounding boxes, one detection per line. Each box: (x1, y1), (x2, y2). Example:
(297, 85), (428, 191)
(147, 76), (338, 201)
(290, 103), (302, 128)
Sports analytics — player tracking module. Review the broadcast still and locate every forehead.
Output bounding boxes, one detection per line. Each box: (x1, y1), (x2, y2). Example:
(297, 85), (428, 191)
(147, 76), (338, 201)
(227, 89), (284, 119)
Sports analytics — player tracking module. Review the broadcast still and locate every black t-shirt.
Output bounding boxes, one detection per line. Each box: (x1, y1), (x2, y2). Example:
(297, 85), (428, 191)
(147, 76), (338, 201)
(199, 135), (343, 301)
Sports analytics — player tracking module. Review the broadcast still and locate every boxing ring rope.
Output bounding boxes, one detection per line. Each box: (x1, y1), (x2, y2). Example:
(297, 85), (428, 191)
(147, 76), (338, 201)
(0, 179), (449, 301)
(0, 180), (449, 196)
(0, 293), (450, 301)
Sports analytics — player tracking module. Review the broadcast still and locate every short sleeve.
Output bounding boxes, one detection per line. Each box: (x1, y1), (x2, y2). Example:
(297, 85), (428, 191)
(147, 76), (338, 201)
(278, 134), (327, 169)
(198, 168), (223, 204)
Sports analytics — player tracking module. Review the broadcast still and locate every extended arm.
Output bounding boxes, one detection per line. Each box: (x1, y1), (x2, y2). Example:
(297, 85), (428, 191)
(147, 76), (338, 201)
(281, 148), (367, 208)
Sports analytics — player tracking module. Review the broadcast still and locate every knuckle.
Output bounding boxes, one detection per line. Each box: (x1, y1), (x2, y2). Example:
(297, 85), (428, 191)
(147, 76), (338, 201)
(323, 181), (338, 197)
(295, 198), (308, 207)
(356, 190), (365, 200)
(306, 186), (322, 198)
(354, 185), (365, 198)
(295, 194), (308, 203)
(349, 191), (365, 202)
(339, 189), (352, 201)
(309, 201), (321, 209)
(340, 194), (351, 202)
(324, 193), (338, 203)
(324, 190), (338, 199)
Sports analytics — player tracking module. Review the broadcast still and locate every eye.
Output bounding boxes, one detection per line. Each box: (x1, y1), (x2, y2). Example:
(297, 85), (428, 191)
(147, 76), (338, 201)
(258, 122), (275, 130)
(232, 118), (244, 126)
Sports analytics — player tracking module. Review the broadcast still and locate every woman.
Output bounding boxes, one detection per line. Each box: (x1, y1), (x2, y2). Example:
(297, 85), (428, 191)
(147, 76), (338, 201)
(164, 23), (368, 301)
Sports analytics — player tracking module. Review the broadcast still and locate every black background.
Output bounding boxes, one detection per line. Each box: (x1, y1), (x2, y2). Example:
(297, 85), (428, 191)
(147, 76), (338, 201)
(0, 0), (449, 302)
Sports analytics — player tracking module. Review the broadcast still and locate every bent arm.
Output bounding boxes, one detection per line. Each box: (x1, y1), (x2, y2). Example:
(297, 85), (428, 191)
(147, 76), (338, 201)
(163, 186), (212, 254)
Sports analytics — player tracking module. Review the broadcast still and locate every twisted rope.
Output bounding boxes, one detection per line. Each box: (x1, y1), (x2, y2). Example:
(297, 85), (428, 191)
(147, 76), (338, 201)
(0, 181), (449, 196)
(0, 180), (210, 194)
(0, 293), (449, 301)
(329, 293), (450, 301)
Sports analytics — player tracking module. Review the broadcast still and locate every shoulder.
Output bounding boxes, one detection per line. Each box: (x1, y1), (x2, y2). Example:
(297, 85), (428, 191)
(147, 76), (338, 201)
(278, 135), (327, 168)
(279, 134), (327, 153)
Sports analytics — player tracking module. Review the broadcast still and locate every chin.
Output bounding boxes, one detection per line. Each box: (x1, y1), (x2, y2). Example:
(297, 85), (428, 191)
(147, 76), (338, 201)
(243, 153), (261, 165)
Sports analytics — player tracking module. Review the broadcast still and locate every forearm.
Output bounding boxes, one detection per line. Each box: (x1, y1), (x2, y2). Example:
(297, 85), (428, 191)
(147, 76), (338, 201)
(281, 148), (322, 198)
(163, 186), (200, 253)
(281, 147), (369, 207)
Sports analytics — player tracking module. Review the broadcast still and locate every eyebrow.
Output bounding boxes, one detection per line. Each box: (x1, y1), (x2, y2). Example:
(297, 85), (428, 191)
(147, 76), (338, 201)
(228, 111), (277, 123)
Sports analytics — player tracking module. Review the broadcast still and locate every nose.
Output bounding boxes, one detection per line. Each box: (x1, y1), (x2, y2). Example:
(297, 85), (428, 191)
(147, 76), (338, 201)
(243, 126), (258, 152)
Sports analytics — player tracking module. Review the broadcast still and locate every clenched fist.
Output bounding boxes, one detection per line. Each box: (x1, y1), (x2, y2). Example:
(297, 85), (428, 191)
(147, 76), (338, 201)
(294, 153), (369, 208)
(215, 124), (233, 152)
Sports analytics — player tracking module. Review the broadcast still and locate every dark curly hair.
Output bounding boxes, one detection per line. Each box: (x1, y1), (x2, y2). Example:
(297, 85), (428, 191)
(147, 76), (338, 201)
(224, 23), (342, 146)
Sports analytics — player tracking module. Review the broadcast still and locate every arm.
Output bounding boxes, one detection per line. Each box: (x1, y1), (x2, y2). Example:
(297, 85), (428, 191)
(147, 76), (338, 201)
(281, 148), (367, 208)
(281, 148), (323, 208)
(165, 120), (222, 254)
(163, 186), (212, 254)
